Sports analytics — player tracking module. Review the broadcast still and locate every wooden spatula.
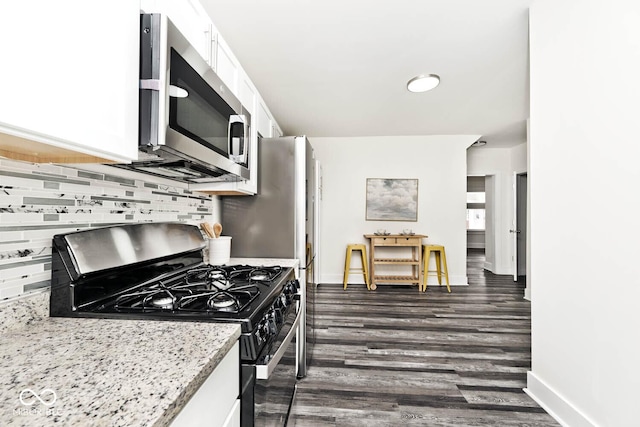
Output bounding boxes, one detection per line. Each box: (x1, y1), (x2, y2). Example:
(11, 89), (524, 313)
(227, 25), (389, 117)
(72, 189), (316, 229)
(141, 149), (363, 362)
(213, 223), (222, 238)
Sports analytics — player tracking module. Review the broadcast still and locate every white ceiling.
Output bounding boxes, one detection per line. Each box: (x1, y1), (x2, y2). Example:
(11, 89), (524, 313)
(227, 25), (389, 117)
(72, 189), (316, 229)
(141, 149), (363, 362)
(200, 0), (532, 148)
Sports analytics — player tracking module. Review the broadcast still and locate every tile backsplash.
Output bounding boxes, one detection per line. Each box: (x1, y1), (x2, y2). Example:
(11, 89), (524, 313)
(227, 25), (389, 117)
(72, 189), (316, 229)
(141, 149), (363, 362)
(0, 158), (215, 300)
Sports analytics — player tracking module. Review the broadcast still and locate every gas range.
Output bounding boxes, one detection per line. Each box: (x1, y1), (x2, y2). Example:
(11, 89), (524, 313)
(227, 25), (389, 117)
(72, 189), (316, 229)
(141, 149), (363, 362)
(49, 223), (299, 363)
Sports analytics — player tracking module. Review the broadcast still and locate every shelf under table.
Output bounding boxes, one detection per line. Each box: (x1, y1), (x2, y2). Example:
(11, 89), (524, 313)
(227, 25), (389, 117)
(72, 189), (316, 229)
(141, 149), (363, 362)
(373, 258), (419, 265)
(373, 275), (420, 283)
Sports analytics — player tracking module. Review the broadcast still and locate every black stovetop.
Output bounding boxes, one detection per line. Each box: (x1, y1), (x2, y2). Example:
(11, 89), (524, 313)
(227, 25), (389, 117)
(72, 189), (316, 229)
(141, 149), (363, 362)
(67, 264), (294, 333)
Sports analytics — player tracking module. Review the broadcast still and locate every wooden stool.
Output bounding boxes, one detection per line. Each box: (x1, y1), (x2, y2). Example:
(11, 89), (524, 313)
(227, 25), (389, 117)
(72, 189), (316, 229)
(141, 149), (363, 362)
(422, 244), (451, 293)
(343, 244), (370, 290)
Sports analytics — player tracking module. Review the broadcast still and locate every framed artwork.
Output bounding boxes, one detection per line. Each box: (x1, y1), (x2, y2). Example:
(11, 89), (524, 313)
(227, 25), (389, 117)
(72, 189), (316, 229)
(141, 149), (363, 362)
(366, 178), (418, 221)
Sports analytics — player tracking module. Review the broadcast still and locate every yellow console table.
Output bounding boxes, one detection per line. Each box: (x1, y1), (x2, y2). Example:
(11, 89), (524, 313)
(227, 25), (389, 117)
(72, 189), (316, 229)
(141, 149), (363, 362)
(363, 234), (427, 291)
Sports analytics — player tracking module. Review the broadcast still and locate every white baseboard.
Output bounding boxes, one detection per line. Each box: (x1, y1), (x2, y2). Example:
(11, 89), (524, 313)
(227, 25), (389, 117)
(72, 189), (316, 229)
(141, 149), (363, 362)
(524, 286), (531, 301)
(525, 371), (597, 427)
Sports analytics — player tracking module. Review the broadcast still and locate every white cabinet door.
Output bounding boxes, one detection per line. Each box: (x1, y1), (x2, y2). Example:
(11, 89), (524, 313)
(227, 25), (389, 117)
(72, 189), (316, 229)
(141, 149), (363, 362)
(0, 0), (139, 163)
(170, 341), (239, 427)
(222, 399), (240, 427)
(239, 71), (256, 116)
(216, 37), (239, 94)
(257, 98), (273, 138)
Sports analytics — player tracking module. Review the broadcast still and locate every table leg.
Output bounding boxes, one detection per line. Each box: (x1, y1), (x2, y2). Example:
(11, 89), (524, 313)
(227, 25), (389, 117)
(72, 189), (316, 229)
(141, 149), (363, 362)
(369, 241), (376, 290)
(417, 243), (423, 291)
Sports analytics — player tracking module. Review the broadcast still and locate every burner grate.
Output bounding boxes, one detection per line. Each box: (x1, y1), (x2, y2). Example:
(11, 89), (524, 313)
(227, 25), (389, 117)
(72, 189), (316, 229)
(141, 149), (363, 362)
(112, 268), (263, 314)
(178, 286), (259, 313)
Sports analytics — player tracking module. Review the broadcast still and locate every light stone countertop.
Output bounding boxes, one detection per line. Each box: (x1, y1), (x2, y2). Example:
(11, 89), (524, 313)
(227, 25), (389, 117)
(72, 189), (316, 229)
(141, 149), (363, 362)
(0, 316), (240, 427)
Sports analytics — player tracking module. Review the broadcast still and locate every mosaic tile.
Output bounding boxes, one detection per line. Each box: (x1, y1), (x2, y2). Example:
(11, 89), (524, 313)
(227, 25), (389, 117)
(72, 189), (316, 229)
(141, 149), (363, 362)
(0, 158), (214, 300)
(43, 182), (60, 190)
(77, 170), (104, 180)
(23, 196), (76, 206)
(104, 174), (136, 186)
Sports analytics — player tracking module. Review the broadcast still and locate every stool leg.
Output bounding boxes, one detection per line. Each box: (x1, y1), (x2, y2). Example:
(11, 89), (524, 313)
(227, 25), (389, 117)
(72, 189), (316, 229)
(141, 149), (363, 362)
(441, 248), (451, 293)
(422, 247), (431, 292)
(360, 249), (370, 290)
(343, 248), (352, 290)
(435, 251), (442, 285)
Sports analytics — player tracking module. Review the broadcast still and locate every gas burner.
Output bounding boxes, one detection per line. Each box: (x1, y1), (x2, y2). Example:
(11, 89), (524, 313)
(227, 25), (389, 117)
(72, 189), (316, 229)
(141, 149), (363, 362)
(176, 286), (260, 313)
(185, 266), (231, 290)
(248, 266), (283, 283)
(208, 293), (237, 309)
(208, 270), (226, 281)
(149, 295), (174, 308)
(115, 286), (183, 311)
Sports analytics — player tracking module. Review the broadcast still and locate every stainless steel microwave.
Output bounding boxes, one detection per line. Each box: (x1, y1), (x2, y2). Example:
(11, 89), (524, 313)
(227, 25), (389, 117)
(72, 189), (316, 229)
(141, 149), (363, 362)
(114, 14), (250, 183)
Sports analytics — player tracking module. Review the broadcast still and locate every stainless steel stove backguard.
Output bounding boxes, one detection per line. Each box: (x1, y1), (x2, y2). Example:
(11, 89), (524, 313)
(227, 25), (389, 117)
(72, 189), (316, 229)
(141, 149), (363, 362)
(60, 222), (205, 279)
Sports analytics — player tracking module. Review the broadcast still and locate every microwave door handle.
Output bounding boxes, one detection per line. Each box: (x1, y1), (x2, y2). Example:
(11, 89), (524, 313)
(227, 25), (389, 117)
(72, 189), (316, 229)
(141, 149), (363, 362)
(255, 309), (301, 380)
(228, 115), (245, 157)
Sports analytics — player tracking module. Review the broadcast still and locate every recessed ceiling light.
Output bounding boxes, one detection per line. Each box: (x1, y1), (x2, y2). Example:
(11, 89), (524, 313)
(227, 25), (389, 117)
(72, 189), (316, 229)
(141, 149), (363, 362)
(471, 140), (487, 147)
(407, 74), (440, 93)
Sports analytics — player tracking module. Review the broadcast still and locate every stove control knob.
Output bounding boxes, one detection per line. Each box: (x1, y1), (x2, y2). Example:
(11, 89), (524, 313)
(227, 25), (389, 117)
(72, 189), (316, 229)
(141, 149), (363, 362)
(257, 320), (269, 342)
(267, 310), (277, 334)
(290, 280), (300, 293)
(279, 294), (288, 308)
(274, 307), (283, 324)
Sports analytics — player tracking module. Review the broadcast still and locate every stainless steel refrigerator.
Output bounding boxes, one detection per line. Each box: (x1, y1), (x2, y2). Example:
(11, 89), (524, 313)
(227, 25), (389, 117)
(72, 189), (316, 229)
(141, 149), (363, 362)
(221, 135), (320, 378)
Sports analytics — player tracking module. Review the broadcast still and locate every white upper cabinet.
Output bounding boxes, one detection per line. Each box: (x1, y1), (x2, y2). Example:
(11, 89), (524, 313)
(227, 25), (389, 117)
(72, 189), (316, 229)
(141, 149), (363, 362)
(256, 99), (273, 138)
(239, 71), (257, 116)
(215, 37), (240, 95)
(0, 0), (139, 163)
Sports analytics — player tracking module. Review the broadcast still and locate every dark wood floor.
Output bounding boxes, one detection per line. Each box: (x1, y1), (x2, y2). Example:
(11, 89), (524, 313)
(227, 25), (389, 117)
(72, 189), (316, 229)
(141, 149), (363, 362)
(288, 248), (558, 426)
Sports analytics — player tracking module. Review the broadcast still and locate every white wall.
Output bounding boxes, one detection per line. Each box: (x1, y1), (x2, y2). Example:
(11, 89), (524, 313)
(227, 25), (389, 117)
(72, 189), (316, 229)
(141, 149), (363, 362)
(467, 143), (527, 275)
(528, 1), (640, 426)
(311, 135), (478, 287)
(466, 230), (485, 249)
(511, 142), (527, 172)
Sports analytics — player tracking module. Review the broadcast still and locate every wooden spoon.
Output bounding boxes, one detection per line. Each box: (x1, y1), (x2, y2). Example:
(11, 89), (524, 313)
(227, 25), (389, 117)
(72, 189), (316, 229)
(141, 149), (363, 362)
(213, 223), (222, 238)
(200, 223), (214, 238)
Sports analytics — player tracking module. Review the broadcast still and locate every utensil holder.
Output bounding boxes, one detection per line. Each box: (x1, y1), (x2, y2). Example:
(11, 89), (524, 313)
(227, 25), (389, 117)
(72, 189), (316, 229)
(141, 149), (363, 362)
(208, 236), (232, 265)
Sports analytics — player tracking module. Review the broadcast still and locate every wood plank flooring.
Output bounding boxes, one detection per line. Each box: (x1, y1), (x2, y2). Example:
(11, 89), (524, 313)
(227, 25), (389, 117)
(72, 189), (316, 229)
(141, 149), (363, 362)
(288, 249), (558, 426)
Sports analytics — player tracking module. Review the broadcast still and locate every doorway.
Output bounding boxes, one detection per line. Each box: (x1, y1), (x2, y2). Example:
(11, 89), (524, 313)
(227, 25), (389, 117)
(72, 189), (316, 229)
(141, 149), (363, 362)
(513, 172), (527, 280)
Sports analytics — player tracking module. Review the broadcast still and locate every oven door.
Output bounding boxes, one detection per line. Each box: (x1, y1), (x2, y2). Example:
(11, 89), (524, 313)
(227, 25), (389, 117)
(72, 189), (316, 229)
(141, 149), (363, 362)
(242, 306), (300, 427)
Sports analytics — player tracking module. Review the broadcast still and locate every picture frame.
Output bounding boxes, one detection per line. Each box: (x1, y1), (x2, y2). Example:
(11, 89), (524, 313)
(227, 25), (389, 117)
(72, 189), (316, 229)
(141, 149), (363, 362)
(366, 178), (418, 221)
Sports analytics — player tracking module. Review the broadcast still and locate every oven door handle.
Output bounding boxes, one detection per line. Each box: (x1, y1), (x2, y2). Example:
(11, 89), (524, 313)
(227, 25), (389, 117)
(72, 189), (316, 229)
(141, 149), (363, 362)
(255, 308), (301, 380)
